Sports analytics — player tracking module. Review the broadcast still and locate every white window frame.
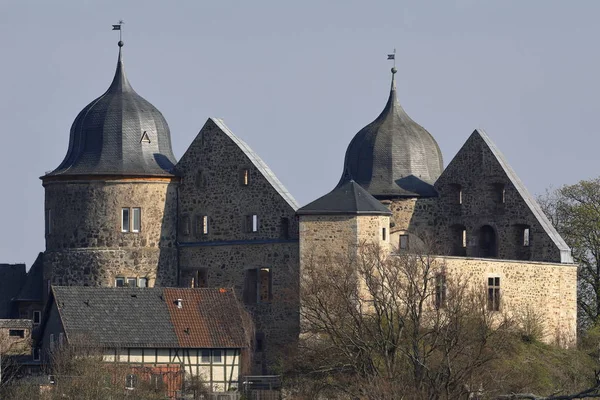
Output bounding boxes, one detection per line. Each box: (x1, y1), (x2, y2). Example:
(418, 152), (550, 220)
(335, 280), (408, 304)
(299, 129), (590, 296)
(115, 277), (125, 287)
(132, 207), (141, 233)
(127, 277), (137, 288)
(138, 277), (148, 288)
(121, 208), (130, 232)
(202, 215), (209, 235)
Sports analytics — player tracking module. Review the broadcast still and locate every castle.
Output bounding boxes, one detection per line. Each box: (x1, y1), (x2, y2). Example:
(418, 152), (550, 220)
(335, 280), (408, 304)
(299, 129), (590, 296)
(0, 39), (577, 377)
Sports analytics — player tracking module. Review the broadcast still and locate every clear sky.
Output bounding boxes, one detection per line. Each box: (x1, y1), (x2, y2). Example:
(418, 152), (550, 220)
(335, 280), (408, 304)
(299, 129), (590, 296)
(0, 0), (598, 265)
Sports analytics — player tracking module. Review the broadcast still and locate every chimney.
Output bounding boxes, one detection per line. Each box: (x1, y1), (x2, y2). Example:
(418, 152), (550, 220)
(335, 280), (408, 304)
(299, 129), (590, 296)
(176, 299), (183, 309)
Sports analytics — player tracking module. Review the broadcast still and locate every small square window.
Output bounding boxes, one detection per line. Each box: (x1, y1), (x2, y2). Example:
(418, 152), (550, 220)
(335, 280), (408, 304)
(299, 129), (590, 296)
(121, 208), (130, 232)
(213, 349), (222, 363)
(33, 310), (41, 325)
(132, 208), (141, 232)
(115, 277), (125, 287)
(138, 278), (148, 288)
(400, 235), (409, 250)
(127, 278), (137, 288)
(201, 349), (211, 363)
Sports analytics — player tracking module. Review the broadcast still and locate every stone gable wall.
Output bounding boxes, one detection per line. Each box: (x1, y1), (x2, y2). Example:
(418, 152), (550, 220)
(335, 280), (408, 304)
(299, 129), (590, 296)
(434, 133), (562, 262)
(43, 179), (178, 287)
(176, 119), (299, 372)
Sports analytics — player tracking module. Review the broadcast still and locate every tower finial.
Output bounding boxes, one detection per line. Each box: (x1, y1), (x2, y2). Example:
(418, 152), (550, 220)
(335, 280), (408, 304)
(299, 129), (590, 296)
(112, 20), (124, 46)
(387, 49), (397, 90)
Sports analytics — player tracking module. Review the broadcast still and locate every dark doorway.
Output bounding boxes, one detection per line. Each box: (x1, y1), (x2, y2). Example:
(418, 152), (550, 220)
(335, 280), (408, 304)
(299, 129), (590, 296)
(478, 225), (497, 258)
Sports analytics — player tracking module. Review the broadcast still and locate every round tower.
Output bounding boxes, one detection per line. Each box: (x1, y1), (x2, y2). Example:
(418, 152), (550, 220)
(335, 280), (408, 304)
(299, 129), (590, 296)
(338, 68), (444, 250)
(41, 41), (179, 288)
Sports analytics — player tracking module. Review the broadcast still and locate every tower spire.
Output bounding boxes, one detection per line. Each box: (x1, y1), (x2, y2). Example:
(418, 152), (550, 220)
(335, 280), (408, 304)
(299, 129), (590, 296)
(387, 49), (397, 91)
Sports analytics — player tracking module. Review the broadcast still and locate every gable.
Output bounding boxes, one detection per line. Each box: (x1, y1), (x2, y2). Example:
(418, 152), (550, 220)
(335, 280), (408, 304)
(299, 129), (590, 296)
(176, 118), (298, 211)
(436, 129), (572, 263)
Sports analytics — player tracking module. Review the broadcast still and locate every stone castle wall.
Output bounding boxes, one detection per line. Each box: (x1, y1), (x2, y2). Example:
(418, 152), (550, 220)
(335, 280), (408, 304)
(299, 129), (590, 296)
(176, 119), (299, 372)
(442, 256), (577, 345)
(43, 178), (178, 287)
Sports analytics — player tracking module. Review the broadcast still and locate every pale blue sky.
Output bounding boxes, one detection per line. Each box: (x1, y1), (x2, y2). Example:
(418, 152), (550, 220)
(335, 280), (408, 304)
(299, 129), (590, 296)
(0, 0), (598, 264)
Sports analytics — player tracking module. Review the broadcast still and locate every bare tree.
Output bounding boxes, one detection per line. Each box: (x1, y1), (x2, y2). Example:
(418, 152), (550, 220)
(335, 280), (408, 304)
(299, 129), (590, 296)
(290, 241), (516, 399)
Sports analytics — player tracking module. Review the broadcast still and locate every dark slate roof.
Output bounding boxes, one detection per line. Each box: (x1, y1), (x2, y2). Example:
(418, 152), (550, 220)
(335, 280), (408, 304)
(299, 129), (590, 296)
(338, 68), (443, 198)
(51, 286), (248, 349)
(0, 264), (26, 318)
(45, 42), (177, 178)
(297, 180), (391, 215)
(473, 129), (573, 263)
(14, 253), (44, 302)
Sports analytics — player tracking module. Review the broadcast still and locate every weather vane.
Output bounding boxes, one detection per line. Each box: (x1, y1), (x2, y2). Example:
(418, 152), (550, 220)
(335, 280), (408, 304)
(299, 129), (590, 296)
(387, 48), (396, 69)
(112, 20), (124, 43)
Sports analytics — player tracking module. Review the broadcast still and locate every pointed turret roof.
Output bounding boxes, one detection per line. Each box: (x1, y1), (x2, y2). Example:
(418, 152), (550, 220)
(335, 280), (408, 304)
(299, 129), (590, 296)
(45, 41), (177, 178)
(297, 180), (391, 215)
(338, 68), (443, 198)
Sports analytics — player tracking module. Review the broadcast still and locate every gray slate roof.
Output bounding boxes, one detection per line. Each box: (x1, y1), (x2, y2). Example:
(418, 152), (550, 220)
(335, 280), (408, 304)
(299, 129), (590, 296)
(298, 180), (391, 215)
(0, 319), (32, 329)
(46, 43), (177, 177)
(51, 286), (248, 348)
(338, 69), (443, 198)
(474, 129), (573, 263)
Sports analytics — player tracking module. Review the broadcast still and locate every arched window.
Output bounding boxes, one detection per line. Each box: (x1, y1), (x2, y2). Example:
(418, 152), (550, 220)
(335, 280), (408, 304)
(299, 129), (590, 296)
(478, 225), (497, 258)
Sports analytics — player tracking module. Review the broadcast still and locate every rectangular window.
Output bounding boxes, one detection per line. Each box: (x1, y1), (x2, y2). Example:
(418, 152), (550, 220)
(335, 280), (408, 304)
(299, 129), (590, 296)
(121, 208), (130, 232)
(49, 334), (55, 351)
(45, 209), (52, 235)
(115, 277), (125, 287)
(487, 277), (501, 312)
(127, 277), (137, 288)
(523, 228), (530, 247)
(126, 374), (137, 389)
(280, 217), (290, 239)
(242, 169), (250, 186)
(458, 189), (463, 205)
(132, 208), (141, 232)
(33, 347), (40, 361)
(192, 269), (208, 288)
(462, 229), (467, 248)
(382, 228), (387, 241)
(202, 215), (209, 235)
(259, 268), (272, 303)
(9, 329), (24, 338)
(213, 349), (222, 363)
(246, 214), (259, 233)
(138, 277), (148, 288)
(201, 349), (211, 363)
(58, 332), (64, 346)
(181, 215), (191, 236)
(400, 235), (409, 250)
(435, 274), (446, 309)
(33, 310), (41, 325)
(243, 268), (272, 304)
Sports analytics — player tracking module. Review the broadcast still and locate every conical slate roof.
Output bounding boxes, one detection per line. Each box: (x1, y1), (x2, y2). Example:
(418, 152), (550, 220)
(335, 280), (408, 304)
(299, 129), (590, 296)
(46, 42), (177, 177)
(338, 68), (443, 198)
(297, 180), (391, 215)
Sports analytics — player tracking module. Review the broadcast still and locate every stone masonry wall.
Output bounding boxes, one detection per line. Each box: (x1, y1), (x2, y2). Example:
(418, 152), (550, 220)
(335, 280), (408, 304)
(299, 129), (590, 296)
(442, 256), (577, 345)
(176, 118), (299, 372)
(43, 179), (178, 287)
(434, 131), (563, 262)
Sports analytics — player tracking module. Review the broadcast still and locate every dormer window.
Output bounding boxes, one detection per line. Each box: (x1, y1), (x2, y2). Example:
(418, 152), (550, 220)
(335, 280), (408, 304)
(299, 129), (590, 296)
(140, 131), (151, 143)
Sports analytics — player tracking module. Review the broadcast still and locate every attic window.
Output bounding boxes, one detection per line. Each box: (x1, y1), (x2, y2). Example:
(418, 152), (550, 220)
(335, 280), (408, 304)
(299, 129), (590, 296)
(523, 228), (530, 247)
(241, 169), (250, 186)
(140, 131), (151, 143)
(138, 277), (148, 288)
(127, 277), (137, 287)
(115, 277), (125, 287)
(493, 183), (505, 204)
(246, 214), (259, 233)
